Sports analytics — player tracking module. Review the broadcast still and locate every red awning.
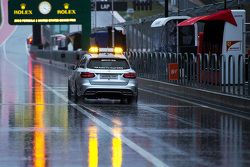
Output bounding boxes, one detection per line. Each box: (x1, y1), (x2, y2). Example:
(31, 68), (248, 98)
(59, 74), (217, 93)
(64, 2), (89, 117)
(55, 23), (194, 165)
(177, 16), (207, 26)
(177, 9), (237, 27)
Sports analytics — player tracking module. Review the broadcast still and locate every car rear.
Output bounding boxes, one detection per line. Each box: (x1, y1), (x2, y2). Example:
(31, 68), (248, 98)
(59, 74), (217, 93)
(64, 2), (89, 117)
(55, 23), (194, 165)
(79, 56), (138, 100)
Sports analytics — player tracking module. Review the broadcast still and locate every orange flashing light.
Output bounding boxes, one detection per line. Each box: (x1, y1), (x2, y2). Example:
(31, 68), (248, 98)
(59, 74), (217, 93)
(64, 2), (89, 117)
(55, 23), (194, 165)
(114, 47), (123, 54)
(88, 46), (99, 54)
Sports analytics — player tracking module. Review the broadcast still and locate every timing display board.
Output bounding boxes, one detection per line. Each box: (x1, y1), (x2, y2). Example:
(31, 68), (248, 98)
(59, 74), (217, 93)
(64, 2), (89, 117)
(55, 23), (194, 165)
(8, 0), (88, 24)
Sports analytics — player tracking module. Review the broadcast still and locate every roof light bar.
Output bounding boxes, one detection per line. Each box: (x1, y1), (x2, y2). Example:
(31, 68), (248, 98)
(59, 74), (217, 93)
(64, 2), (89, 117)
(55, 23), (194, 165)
(114, 47), (123, 54)
(88, 47), (123, 54)
(88, 46), (99, 54)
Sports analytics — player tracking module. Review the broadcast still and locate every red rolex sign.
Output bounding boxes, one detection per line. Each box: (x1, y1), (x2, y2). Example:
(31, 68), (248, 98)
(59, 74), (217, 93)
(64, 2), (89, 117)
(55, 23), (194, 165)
(168, 63), (179, 81)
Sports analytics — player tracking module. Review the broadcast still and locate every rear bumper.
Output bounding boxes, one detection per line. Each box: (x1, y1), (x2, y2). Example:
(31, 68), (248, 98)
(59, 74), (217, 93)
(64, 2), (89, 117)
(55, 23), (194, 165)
(78, 82), (138, 98)
(84, 89), (136, 98)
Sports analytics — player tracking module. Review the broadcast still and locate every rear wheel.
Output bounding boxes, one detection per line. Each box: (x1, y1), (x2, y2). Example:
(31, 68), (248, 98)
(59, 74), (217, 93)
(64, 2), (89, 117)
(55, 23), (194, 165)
(127, 96), (138, 104)
(73, 84), (79, 102)
(68, 81), (72, 98)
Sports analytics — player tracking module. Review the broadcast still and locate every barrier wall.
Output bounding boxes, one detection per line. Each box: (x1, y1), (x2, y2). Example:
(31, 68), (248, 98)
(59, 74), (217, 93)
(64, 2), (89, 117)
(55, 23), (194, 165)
(30, 48), (84, 68)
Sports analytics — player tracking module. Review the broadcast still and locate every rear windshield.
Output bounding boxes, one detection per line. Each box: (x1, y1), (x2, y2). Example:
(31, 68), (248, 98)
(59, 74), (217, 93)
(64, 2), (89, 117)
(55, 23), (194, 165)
(87, 58), (129, 70)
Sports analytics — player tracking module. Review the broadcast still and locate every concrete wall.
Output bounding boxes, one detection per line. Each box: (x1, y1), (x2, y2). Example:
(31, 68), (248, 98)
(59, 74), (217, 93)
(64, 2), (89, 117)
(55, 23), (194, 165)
(30, 48), (84, 68)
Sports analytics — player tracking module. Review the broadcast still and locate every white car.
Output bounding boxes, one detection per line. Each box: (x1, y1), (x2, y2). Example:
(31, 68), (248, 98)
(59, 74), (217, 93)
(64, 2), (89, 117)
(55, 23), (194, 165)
(68, 47), (138, 104)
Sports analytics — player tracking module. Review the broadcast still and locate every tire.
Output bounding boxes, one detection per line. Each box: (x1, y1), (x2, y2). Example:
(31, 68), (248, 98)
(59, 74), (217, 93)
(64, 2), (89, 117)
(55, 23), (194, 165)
(127, 96), (138, 104)
(82, 95), (87, 103)
(73, 84), (79, 102)
(68, 81), (72, 98)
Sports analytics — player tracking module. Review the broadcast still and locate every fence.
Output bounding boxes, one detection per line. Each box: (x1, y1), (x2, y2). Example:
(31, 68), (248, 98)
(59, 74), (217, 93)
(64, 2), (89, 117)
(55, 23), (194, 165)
(247, 23), (250, 97)
(126, 51), (249, 97)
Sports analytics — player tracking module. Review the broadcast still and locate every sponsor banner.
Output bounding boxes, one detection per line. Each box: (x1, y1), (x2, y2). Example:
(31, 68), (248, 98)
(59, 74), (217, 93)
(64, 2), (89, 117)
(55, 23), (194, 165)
(226, 41), (241, 52)
(168, 63), (179, 81)
(8, 0), (89, 24)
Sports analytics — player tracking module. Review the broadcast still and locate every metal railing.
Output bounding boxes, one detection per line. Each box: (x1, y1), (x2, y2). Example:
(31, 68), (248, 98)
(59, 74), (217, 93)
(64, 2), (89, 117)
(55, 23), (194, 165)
(126, 51), (249, 97)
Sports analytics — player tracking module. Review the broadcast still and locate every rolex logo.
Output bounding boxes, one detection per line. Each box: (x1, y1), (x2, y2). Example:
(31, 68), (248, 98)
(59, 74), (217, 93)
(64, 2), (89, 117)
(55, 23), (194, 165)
(14, 3), (32, 15)
(64, 3), (69, 9)
(20, 3), (26, 10)
(57, 3), (76, 15)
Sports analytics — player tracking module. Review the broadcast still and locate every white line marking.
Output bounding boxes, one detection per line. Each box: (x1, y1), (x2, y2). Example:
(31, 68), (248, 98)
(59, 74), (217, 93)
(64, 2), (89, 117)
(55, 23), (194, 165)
(2, 29), (170, 167)
(141, 77), (250, 101)
(0, 0), (17, 46)
(0, 26), (17, 48)
(139, 88), (250, 121)
(0, 0), (3, 29)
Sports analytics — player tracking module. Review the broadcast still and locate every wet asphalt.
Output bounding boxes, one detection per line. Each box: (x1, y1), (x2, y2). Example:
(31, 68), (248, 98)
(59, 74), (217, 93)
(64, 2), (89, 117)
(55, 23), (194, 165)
(0, 26), (249, 167)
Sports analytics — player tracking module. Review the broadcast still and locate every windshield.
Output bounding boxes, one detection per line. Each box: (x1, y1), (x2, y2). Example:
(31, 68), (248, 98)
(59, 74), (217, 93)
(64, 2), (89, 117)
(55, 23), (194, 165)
(87, 58), (130, 70)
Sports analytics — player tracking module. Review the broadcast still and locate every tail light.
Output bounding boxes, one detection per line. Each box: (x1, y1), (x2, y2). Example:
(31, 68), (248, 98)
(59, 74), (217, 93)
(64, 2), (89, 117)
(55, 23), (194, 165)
(80, 72), (95, 78)
(27, 37), (33, 44)
(123, 72), (136, 79)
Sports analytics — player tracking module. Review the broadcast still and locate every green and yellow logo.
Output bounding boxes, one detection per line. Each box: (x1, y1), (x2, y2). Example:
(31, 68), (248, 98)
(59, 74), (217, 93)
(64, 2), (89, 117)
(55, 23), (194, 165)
(57, 3), (76, 15)
(64, 3), (70, 10)
(20, 3), (26, 10)
(14, 3), (32, 15)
